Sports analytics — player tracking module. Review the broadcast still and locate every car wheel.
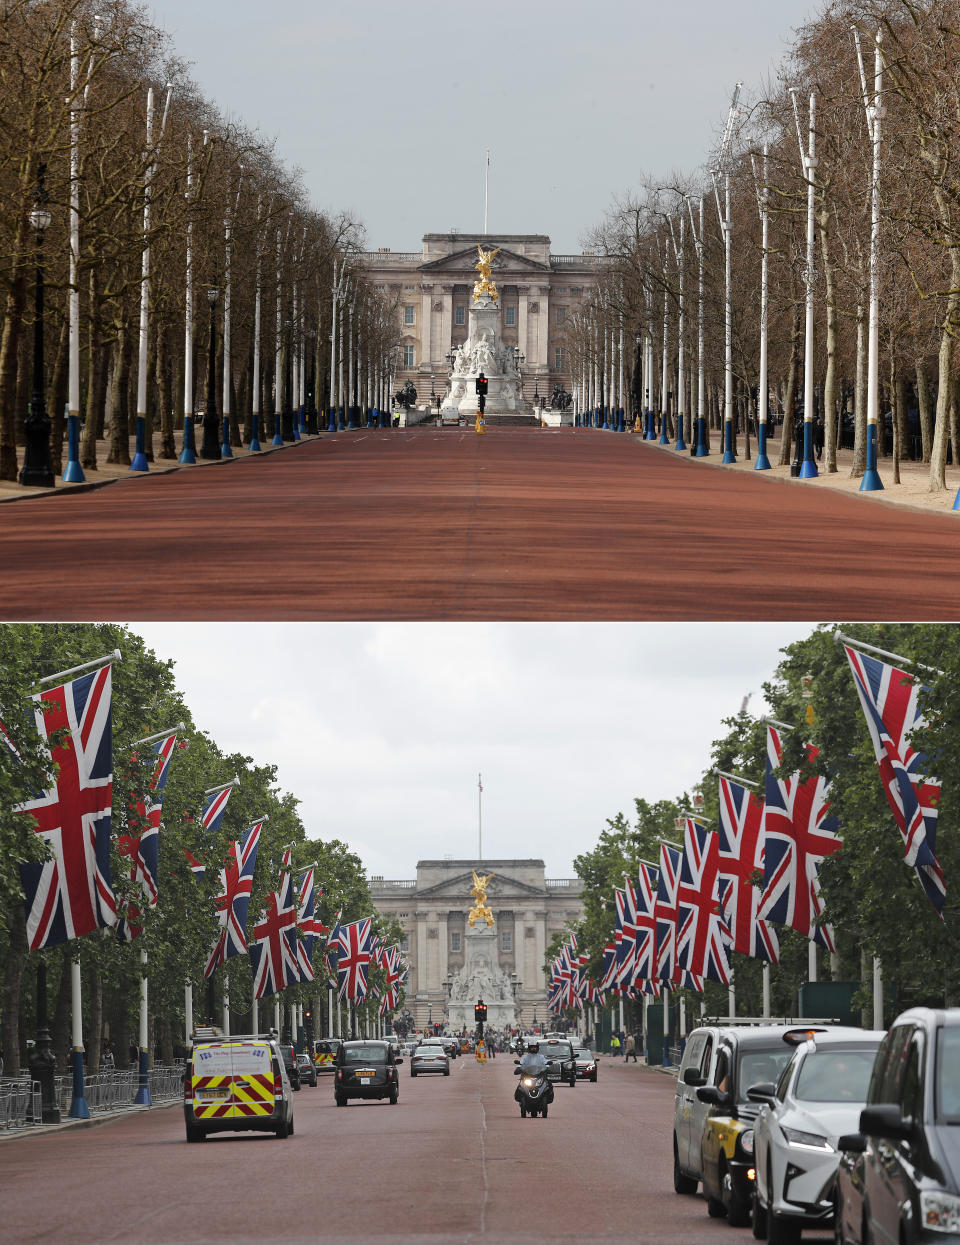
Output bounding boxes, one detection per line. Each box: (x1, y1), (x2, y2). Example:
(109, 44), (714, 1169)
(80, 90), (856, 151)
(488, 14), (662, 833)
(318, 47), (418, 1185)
(707, 1196), (727, 1219)
(723, 1163), (751, 1227)
(673, 1140), (698, 1195)
(411, 1069), (417, 1077)
(590, 1072), (598, 1083)
(389, 1090), (398, 1105)
(444, 1067), (450, 1075)
(752, 1194), (767, 1240)
(335, 1094), (347, 1107)
(520, 1106), (527, 1118)
(541, 1104), (548, 1118)
(275, 1118), (289, 1139)
(768, 1211), (801, 1245)
(185, 1124), (204, 1143)
(289, 1116), (295, 1136)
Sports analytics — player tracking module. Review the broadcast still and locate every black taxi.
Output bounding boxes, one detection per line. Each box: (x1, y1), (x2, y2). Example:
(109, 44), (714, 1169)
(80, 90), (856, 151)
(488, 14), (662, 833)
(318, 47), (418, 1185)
(334, 1039), (403, 1106)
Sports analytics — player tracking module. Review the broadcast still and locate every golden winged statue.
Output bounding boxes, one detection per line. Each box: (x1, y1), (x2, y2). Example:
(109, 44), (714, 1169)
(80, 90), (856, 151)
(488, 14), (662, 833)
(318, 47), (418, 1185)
(467, 868), (495, 928)
(473, 245), (500, 304)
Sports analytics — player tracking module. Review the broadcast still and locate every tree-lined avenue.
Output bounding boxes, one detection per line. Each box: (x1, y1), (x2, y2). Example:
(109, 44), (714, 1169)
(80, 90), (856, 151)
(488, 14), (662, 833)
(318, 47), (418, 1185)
(1, 430), (956, 621)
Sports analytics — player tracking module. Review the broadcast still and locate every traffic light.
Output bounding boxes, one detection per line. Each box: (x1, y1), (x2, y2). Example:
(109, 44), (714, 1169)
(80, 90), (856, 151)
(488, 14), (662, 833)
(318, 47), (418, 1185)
(475, 374), (488, 415)
(474, 1000), (487, 1025)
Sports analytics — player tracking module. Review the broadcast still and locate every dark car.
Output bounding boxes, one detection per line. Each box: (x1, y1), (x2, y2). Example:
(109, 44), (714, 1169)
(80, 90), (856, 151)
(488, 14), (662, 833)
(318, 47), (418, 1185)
(439, 1037), (458, 1059)
(296, 1052), (317, 1087)
(280, 1043), (301, 1091)
(570, 1045), (598, 1082)
(834, 1007), (960, 1244)
(334, 1039), (402, 1106)
(537, 1038), (578, 1087)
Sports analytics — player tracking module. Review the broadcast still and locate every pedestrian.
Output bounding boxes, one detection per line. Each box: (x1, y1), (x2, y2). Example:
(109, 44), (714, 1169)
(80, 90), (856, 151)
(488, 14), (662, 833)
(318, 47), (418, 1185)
(128, 1038), (138, 1065)
(102, 1043), (115, 1069)
(624, 1033), (638, 1063)
(610, 1033), (621, 1058)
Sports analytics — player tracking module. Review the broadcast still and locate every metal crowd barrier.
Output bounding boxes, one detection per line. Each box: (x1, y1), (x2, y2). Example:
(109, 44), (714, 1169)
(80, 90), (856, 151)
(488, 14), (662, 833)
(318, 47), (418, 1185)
(0, 1078), (42, 1129)
(1, 1063), (185, 1129)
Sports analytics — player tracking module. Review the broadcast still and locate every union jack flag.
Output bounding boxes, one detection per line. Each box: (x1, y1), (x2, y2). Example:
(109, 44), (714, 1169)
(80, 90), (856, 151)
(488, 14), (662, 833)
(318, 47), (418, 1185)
(249, 885), (299, 998)
(614, 886), (637, 988)
(116, 729), (180, 942)
(631, 863), (659, 984)
(759, 725), (841, 952)
(18, 664), (116, 950)
(295, 867), (325, 981)
(600, 940), (618, 991)
(184, 780), (236, 882)
(204, 821), (263, 978)
(324, 910), (343, 985)
(654, 843), (682, 983)
(844, 644), (945, 915)
(335, 916), (373, 1002)
(676, 818), (731, 984)
(717, 775), (779, 962)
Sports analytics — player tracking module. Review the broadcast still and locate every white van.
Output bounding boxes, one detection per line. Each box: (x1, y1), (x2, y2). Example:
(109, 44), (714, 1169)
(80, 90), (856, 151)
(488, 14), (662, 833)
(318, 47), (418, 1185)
(184, 1036), (295, 1141)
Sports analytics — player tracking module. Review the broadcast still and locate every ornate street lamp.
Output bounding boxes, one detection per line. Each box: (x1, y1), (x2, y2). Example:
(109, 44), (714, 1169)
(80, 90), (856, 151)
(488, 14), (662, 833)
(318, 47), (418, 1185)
(200, 285), (220, 459)
(19, 166), (54, 488)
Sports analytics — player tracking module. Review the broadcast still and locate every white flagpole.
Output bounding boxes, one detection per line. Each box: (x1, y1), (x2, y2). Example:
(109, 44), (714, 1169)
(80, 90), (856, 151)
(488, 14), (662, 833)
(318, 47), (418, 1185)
(38, 648), (121, 686)
(135, 947), (152, 1103)
(484, 148), (490, 234)
(68, 956), (90, 1117)
(184, 979), (193, 1046)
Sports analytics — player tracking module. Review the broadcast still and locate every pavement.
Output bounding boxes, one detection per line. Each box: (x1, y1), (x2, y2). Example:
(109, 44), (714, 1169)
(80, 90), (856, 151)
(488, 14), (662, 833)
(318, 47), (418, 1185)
(0, 1052), (832, 1244)
(1, 427), (959, 620)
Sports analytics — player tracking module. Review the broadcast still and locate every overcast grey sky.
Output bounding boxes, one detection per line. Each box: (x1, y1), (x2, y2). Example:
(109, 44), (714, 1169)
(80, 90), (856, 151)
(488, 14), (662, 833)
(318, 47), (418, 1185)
(144, 0), (817, 252)
(134, 623), (812, 882)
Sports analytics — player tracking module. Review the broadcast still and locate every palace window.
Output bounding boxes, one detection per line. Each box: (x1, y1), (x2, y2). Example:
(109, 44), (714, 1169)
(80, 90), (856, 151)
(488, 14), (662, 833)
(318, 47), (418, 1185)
(400, 934), (410, 951)
(556, 307), (566, 324)
(554, 347), (565, 370)
(505, 307), (516, 326)
(403, 345), (415, 367)
(501, 931), (512, 952)
(404, 305), (415, 325)
(450, 931), (461, 952)
(455, 305), (465, 326)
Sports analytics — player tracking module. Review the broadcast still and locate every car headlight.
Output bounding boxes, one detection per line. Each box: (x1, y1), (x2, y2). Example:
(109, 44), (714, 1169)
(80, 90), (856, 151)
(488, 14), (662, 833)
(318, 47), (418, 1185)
(739, 1129), (755, 1156)
(781, 1126), (833, 1151)
(921, 1190), (960, 1233)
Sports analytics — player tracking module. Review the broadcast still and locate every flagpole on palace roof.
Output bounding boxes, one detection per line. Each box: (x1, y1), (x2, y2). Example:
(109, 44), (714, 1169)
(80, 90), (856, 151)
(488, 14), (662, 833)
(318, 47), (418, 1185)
(37, 648), (121, 686)
(483, 149), (490, 234)
(478, 772), (483, 861)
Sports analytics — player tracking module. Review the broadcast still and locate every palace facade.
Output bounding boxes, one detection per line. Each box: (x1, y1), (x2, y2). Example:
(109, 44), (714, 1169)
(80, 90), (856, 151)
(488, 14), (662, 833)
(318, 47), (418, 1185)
(362, 234), (603, 407)
(370, 859), (584, 1030)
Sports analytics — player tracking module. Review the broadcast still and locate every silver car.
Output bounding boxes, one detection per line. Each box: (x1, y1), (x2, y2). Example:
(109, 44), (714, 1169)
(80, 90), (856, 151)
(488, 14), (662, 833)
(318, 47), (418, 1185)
(752, 1028), (885, 1244)
(409, 1043), (450, 1076)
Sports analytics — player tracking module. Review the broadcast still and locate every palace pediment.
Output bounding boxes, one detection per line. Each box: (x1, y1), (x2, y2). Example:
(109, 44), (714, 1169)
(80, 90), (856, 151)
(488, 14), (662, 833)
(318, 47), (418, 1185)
(418, 246), (550, 276)
(415, 869), (545, 900)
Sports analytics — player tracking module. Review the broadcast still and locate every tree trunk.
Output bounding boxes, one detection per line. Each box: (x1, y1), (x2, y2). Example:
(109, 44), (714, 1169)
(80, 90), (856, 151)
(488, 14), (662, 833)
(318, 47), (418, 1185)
(51, 955), (72, 1070)
(0, 253), (27, 480)
(1, 906), (27, 1073)
(929, 288), (960, 489)
(48, 319), (69, 477)
(779, 353), (799, 467)
(87, 961), (102, 1072)
(106, 332), (130, 465)
(894, 364), (908, 485)
(917, 359), (933, 463)
(80, 270), (101, 470)
(950, 373), (960, 474)
(157, 323), (176, 458)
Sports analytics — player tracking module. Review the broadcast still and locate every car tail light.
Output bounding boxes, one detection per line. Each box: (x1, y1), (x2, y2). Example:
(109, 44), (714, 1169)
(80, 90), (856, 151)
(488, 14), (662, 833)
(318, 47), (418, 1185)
(274, 1073), (283, 1096)
(336, 1069), (343, 1081)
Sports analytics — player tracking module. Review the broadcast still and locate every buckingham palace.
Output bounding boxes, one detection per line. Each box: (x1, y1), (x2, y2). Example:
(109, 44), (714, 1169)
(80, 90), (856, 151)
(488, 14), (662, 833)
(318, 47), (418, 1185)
(369, 859), (584, 1031)
(362, 234), (602, 407)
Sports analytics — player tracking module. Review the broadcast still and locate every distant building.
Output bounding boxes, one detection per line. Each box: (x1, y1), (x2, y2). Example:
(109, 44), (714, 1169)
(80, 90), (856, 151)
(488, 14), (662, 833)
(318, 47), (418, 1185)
(362, 234), (603, 407)
(370, 858), (584, 1030)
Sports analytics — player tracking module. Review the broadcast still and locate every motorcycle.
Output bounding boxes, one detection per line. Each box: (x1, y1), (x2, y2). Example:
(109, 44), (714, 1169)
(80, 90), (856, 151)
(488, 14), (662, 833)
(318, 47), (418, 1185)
(513, 1053), (554, 1118)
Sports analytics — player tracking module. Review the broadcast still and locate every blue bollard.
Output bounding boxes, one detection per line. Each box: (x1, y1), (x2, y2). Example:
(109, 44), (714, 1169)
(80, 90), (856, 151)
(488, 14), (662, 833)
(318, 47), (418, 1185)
(130, 415), (149, 471)
(67, 1048), (90, 1118)
(180, 416), (197, 464)
(220, 415), (233, 459)
(62, 409), (85, 482)
(250, 414), (261, 453)
(134, 1047), (152, 1106)
(272, 413), (283, 446)
(861, 422), (883, 491)
(799, 420), (818, 477)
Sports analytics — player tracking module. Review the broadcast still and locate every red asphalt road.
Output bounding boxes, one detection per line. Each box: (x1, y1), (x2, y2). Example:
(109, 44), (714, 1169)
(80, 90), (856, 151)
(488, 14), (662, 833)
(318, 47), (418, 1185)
(0, 1055), (833, 1245)
(1, 429), (958, 620)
